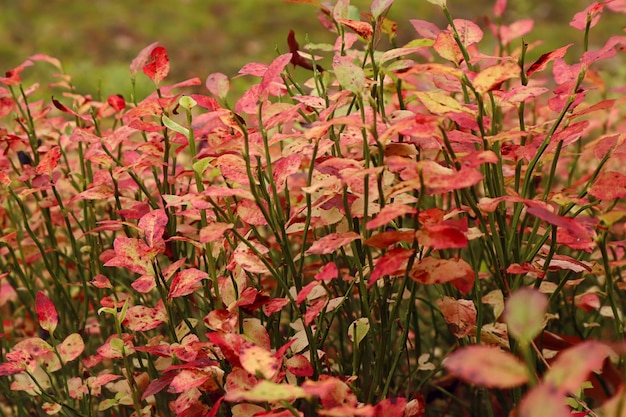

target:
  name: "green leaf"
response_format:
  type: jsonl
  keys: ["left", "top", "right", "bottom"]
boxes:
{"left": 179, "top": 95, "right": 197, "bottom": 110}
{"left": 162, "top": 115, "right": 190, "bottom": 139}
{"left": 193, "top": 157, "right": 213, "bottom": 176}
{"left": 347, "top": 318, "right": 370, "bottom": 347}
{"left": 504, "top": 288, "right": 548, "bottom": 345}
{"left": 333, "top": 57, "right": 365, "bottom": 95}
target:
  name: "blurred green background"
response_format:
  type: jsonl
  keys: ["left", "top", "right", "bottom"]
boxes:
{"left": 1, "top": 0, "right": 622, "bottom": 100}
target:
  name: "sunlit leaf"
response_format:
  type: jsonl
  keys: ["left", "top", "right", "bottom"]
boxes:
{"left": 444, "top": 345, "right": 529, "bottom": 388}
{"left": 239, "top": 342, "right": 280, "bottom": 380}
{"left": 473, "top": 61, "right": 520, "bottom": 94}
{"left": 224, "top": 380, "right": 308, "bottom": 403}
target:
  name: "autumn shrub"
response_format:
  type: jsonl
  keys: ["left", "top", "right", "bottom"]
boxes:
{"left": 1, "top": 0, "right": 626, "bottom": 416}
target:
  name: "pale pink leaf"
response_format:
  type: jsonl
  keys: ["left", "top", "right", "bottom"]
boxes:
{"left": 169, "top": 369, "right": 211, "bottom": 393}
{"left": 518, "top": 384, "right": 570, "bottom": 417}
{"left": 371, "top": 0, "right": 394, "bottom": 19}
{"left": 206, "top": 72, "right": 230, "bottom": 99}
{"left": 444, "top": 345, "right": 529, "bottom": 388}
{"left": 494, "top": 0, "right": 507, "bottom": 17}
{"left": 305, "top": 232, "right": 360, "bottom": 255}
{"left": 57, "top": 334, "right": 85, "bottom": 363}
{"left": 544, "top": 340, "right": 612, "bottom": 394}
{"left": 138, "top": 209, "right": 168, "bottom": 248}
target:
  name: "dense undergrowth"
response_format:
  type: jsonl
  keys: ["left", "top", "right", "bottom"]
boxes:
{"left": 2, "top": 0, "right": 626, "bottom": 416}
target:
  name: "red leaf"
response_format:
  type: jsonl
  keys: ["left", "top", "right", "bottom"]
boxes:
{"left": 371, "top": 0, "right": 394, "bottom": 19}
{"left": 570, "top": 1, "right": 608, "bottom": 31}
{"left": 168, "top": 268, "right": 209, "bottom": 299}
{"left": 444, "top": 345, "right": 529, "bottom": 388}
{"left": 373, "top": 397, "right": 407, "bottom": 417}
{"left": 588, "top": 171, "right": 626, "bottom": 200}
{"left": 263, "top": 298, "right": 290, "bottom": 316}
{"left": 410, "top": 257, "right": 475, "bottom": 294}
{"left": 305, "top": 232, "right": 360, "bottom": 255}
{"left": 143, "top": 46, "right": 170, "bottom": 85}
{"left": 138, "top": 209, "right": 168, "bottom": 248}
{"left": 437, "top": 296, "right": 476, "bottom": 338}
{"left": 518, "top": 384, "right": 570, "bottom": 417}
{"left": 315, "top": 262, "right": 339, "bottom": 281}
{"left": 493, "top": 0, "right": 507, "bottom": 17}
{"left": 416, "top": 221, "right": 468, "bottom": 250}
{"left": 526, "top": 44, "right": 573, "bottom": 77}
{"left": 285, "top": 354, "right": 314, "bottom": 377}
{"left": 273, "top": 154, "right": 302, "bottom": 190}
{"left": 199, "top": 222, "right": 233, "bottom": 243}
{"left": 0, "top": 60, "right": 33, "bottom": 85}
{"left": 260, "top": 53, "right": 291, "bottom": 96}
{"left": 35, "top": 146, "right": 61, "bottom": 177}
{"left": 296, "top": 281, "right": 321, "bottom": 305}
{"left": 368, "top": 248, "right": 413, "bottom": 288}
{"left": 142, "top": 372, "right": 176, "bottom": 400}
{"left": 35, "top": 291, "right": 58, "bottom": 336}
{"left": 525, "top": 206, "right": 594, "bottom": 250}
{"left": 305, "top": 298, "right": 327, "bottom": 326}
{"left": 107, "top": 94, "right": 126, "bottom": 112}
{"left": 363, "top": 230, "right": 415, "bottom": 249}
{"left": 52, "top": 97, "right": 91, "bottom": 121}
{"left": 366, "top": 202, "right": 416, "bottom": 230}
{"left": 130, "top": 42, "right": 159, "bottom": 76}
{"left": 338, "top": 19, "right": 374, "bottom": 40}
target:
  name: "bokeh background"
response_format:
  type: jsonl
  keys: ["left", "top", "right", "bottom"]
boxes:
{"left": 2, "top": 0, "right": 623, "bottom": 99}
